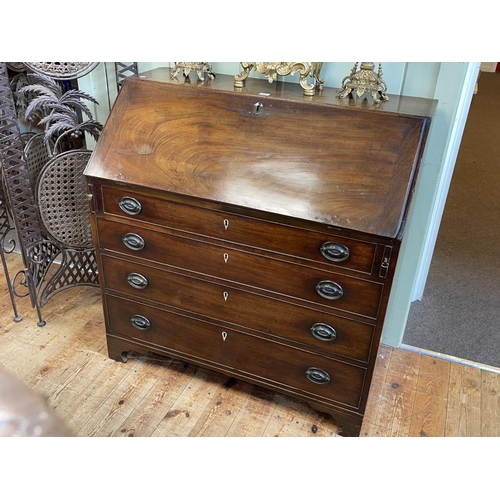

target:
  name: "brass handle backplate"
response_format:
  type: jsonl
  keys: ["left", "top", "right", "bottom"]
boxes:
{"left": 119, "top": 196, "right": 142, "bottom": 215}
{"left": 315, "top": 280, "right": 344, "bottom": 300}
{"left": 305, "top": 367, "right": 331, "bottom": 385}
{"left": 320, "top": 242, "right": 350, "bottom": 263}
{"left": 123, "top": 233, "right": 145, "bottom": 251}
{"left": 126, "top": 272, "right": 149, "bottom": 290}
{"left": 130, "top": 314, "right": 151, "bottom": 330}
{"left": 310, "top": 323, "right": 337, "bottom": 342}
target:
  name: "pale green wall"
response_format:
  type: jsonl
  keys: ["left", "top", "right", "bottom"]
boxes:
{"left": 78, "top": 62, "right": 476, "bottom": 347}
{"left": 383, "top": 63, "right": 475, "bottom": 345}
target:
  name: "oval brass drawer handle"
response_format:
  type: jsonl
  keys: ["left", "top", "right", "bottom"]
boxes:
{"left": 310, "top": 323, "right": 337, "bottom": 342}
{"left": 119, "top": 196, "right": 142, "bottom": 215}
{"left": 126, "top": 272, "right": 149, "bottom": 290}
{"left": 320, "top": 242, "right": 350, "bottom": 262}
{"left": 305, "top": 367, "right": 331, "bottom": 385}
{"left": 130, "top": 314, "right": 151, "bottom": 330}
{"left": 315, "top": 280, "right": 344, "bottom": 300}
{"left": 123, "top": 233, "right": 145, "bottom": 251}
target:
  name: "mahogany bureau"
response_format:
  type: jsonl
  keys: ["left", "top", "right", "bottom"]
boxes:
{"left": 84, "top": 68, "right": 436, "bottom": 436}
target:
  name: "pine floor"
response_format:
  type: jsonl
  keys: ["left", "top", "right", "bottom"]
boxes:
{"left": 1, "top": 251, "right": 499, "bottom": 437}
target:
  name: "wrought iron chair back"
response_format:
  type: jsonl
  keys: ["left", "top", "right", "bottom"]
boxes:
{"left": 0, "top": 62, "right": 98, "bottom": 326}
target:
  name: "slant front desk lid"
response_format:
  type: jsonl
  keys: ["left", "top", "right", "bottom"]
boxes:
{"left": 85, "top": 68, "right": 436, "bottom": 238}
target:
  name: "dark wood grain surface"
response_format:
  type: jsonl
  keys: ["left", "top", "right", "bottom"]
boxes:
{"left": 104, "top": 294, "right": 367, "bottom": 410}
{"left": 86, "top": 70, "right": 435, "bottom": 239}
{"left": 84, "top": 72, "right": 436, "bottom": 436}
{"left": 100, "top": 254, "right": 377, "bottom": 363}
{"left": 99, "top": 184, "right": 380, "bottom": 275}
{"left": 96, "top": 218, "right": 384, "bottom": 319}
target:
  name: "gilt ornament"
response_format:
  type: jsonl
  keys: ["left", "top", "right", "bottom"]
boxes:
{"left": 234, "top": 62, "right": 324, "bottom": 96}
{"left": 338, "top": 62, "right": 389, "bottom": 103}
{"left": 171, "top": 62, "right": 215, "bottom": 81}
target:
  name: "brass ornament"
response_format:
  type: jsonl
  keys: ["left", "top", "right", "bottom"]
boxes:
{"left": 171, "top": 62, "right": 215, "bottom": 81}
{"left": 337, "top": 62, "right": 389, "bottom": 103}
{"left": 234, "top": 62, "right": 324, "bottom": 96}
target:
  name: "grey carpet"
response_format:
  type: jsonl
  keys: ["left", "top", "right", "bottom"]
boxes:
{"left": 403, "top": 71, "right": 500, "bottom": 368}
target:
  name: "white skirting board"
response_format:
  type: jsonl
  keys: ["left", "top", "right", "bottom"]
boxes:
{"left": 399, "top": 343, "right": 500, "bottom": 374}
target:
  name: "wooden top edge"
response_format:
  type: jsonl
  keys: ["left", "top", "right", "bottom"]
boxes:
{"left": 128, "top": 67, "right": 438, "bottom": 119}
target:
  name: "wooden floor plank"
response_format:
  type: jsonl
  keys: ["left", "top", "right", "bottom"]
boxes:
{"left": 408, "top": 354, "right": 451, "bottom": 437}
{"left": 8, "top": 294, "right": 102, "bottom": 389}
{"left": 76, "top": 356, "right": 164, "bottom": 437}
{"left": 113, "top": 358, "right": 199, "bottom": 437}
{"left": 445, "top": 362, "right": 482, "bottom": 437}
{"left": 0, "top": 288, "right": 102, "bottom": 389}
{"left": 480, "top": 369, "right": 500, "bottom": 436}
{"left": 225, "top": 384, "right": 281, "bottom": 437}
{"left": 361, "top": 344, "right": 393, "bottom": 436}
{"left": 151, "top": 367, "right": 236, "bottom": 437}
{"left": 0, "top": 295, "right": 45, "bottom": 349}
{"left": 55, "top": 354, "right": 137, "bottom": 434}
{"left": 298, "top": 407, "right": 341, "bottom": 437}
{"left": 26, "top": 313, "right": 108, "bottom": 413}
{"left": 365, "top": 348, "right": 421, "bottom": 436}
{"left": 21, "top": 310, "right": 105, "bottom": 389}
{"left": 178, "top": 376, "right": 255, "bottom": 437}
{"left": 0, "top": 320, "right": 45, "bottom": 371}
{"left": 28, "top": 331, "right": 106, "bottom": 411}
{"left": 261, "top": 394, "right": 312, "bottom": 437}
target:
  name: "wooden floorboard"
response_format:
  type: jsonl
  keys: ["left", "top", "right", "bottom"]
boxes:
{"left": 445, "top": 362, "right": 482, "bottom": 437}
{"left": 408, "top": 354, "right": 450, "bottom": 437}
{"left": 367, "top": 348, "right": 421, "bottom": 436}
{"left": 481, "top": 369, "right": 500, "bottom": 437}
{"left": 1, "top": 253, "right": 500, "bottom": 437}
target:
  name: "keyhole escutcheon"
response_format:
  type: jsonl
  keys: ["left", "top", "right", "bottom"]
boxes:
{"left": 253, "top": 102, "right": 264, "bottom": 114}
{"left": 223, "top": 291, "right": 229, "bottom": 301}
{"left": 223, "top": 253, "right": 229, "bottom": 264}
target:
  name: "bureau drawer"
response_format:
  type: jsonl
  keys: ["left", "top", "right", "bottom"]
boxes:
{"left": 97, "top": 219, "right": 383, "bottom": 319}
{"left": 105, "top": 294, "right": 367, "bottom": 410}
{"left": 101, "top": 185, "right": 378, "bottom": 275}
{"left": 101, "top": 255, "right": 375, "bottom": 362}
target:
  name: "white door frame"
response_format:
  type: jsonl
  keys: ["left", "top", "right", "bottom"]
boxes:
{"left": 411, "top": 62, "right": 481, "bottom": 301}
